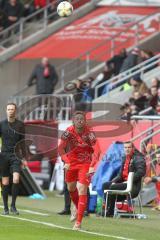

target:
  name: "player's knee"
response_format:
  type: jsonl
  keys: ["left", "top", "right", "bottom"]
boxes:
{"left": 67, "top": 182, "right": 76, "bottom": 192}
{"left": 68, "top": 186, "right": 76, "bottom": 192}
{"left": 78, "top": 185, "right": 87, "bottom": 195}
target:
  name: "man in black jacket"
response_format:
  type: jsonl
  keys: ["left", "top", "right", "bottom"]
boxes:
{"left": 0, "top": 103, "right": 26, "bottom": 215}
{"left": 103, "top": 141, "right": 146, "bottom": 217}
{"left": 4, "top": 0, "right": 23, "bottom": 27}
{"left": 28, "top": 57, "right": 58, "bottom": 95}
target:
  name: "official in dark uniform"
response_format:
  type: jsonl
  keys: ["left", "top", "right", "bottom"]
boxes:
{"left": 0, "top": 103, "right": 26, "bottom": 215}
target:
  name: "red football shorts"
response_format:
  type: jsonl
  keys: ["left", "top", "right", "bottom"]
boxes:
{"left": 65, "top": 164, "right": 91, "bottom": 186}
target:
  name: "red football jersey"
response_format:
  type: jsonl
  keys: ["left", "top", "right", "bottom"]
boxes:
{"left": 59, "top": 125, "right": 97, "bottom": 168}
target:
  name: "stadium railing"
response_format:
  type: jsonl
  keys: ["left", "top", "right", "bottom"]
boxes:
{"left": 130, "top": 115, "right": 160, "bottom": 151}
{"left": 0, "top": 4, "right": 159, "bottom": 93}
{"left": 54, "top": 10, "right": 160, "bottom": 91}
{"left": 138, "top": 107, "right": 153, "bottom": 115}
{"left": 0, "top": 0, "right": 93, "bottom": 51}
{"left": 130, "top": 118, "right": 160, "bottom": 142}
{"left": 103, "top": 0, "right": 160, "bottom": 6}
{"left": 8, "top": 94, "right": 73, "bottom": 121}
{"left": 140, "top": 127, "right": 160, "bottom": 152}
{"left": 94, "top": 53, "right": 160, "bottom": 98}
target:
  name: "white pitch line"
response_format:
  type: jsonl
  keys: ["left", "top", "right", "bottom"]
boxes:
{"left": 0, "top": 215, "right": 136, "bottom": 240}
{"left": 0, "top": 205, "right": 49, "bottom": 216}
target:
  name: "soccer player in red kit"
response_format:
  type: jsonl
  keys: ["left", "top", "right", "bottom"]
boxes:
{"left": 59, "top": 111, "right": 100, "bottom": 230}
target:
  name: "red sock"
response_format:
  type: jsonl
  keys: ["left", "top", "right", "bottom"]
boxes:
{"left": 77, "top": 195, "right": 87, "bottom": 224}
{"left": 70, "top": 188, "right": 79, "bottom": 209}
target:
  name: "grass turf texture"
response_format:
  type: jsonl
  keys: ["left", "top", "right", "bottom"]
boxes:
{"left": 0, "top": 191, "right": 159, "bottom": 240}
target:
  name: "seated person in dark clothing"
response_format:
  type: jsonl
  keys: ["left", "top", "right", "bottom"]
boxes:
{"left": 140, "top": 49, "right": 157, "bottom": 73}
{"left": 103, "top": 141, "right": 146, "bottom": 217}
{"left": 4, "top": 0, "right": 23, "bottom": 27}
{"left": 0, "top": 9, "right": 7, "bottom": 32}
{"left": 132, "top": 91, "right": 149, "bottom": 111}
{"left": 130, "top": 75, "right": 149, "bottom": 97}
{"left": 120, "top": 103, "right": 131, "bottom": 121}
{"left": 149, "top": 86, "right": 158, "bottom": 109}
{"left": 151, "top": 77, "right": 160, "bottom": 89}
{"left": 23, "top": 0, "right": 35, "bottom": 17}
{"left": 0, "top": 0, "right": 7, "bottom": 10}
{"left": 107, "top": 48, "right": 127, "bottom": 75}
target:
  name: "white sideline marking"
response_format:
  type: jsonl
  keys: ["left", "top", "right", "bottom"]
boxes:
{"left": 0, "top": 215, "right": 135, "bottom": 240}
{"left": 0, "top": 205, "right": 49, "bottom": 216}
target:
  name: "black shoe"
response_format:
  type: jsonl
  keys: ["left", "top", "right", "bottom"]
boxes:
{"left": 105, "top": 212, "right": 114, "bottom": 218}
{"left": 84, "top": 211, "right": 89, "bottom": 217}
{"left": 58, "top": 209, "right": 71, "bottom": 215}
{"left": 2, "top": 209, "right": 9, "bottom": 215}
{"left": 10, "top": 206, "right": 19, "bottom": 215}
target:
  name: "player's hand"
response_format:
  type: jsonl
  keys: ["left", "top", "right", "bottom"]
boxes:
{"left": 86, "top": 167, "right": 95, "bottom": 177}
{"left": 63, "top": 163, "right": 70, "bottom": 171}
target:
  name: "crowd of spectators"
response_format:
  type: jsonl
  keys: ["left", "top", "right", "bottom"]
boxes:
{"left": 0, "top": 0, "right": 58, "bottom": 33}
{"left": 120, "top": 76, "right": 160, "bottom": 120}
{"left": 71, "top": 47, "right": 159, "bottom": 118}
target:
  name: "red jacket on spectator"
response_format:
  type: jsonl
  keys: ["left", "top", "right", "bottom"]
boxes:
{"left": 34, "top": 0, "right": 47, "bottom": 8}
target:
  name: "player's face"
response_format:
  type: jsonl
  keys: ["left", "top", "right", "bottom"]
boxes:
{"left": 124, "top": 143, "right": 133, "bottom": 155}
{"left": 73, "top": 114, "right": 86, "bottom": 129}
{"left": 6, "top": 104, "right": 16, "bottom": 118}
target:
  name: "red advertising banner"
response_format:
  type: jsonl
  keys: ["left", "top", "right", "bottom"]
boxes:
{"left": 15, "top": 6, "right": 159, "bottom": 61}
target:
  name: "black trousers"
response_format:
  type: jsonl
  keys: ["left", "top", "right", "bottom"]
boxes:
{"left": 103, "top": 181, "right": 132, "bottom": 216}
{"left": 64, "top": 182, "right": 71, "bottom": 211}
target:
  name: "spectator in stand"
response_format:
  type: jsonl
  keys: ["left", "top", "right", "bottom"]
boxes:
{"left": 120, "top": 103, "right": 131, "bottom": 121}
{"left": 129, "top": 75, "right": 149, "bottom": 96}
{"left": 131, "top": 91, "right": 148, "bottom": 111}
{"left": 129, "top": 103, "right": 139, "bottom": 116}
{"left": 140, "top": 49, "right": 154, "bottom": 62}
{"left": 140, "top": 49, "right": 157, "bottom": 73}
{"left": 119, "top": 47, "right": 140, "bottom": 73}
{"left": 90, "top": 65, "right": 114, "bottom": 97}
{"left": 158, "top": 88, "right": 160, "bottom": 101}
{"left": 4, "top": 0, "right": 23, "bottom": 27}
{"left": 72, "top": 79, "right": 93, "bottom": 112}
{"left": 149, "top": 86, "right": 158, "bottom": 109}
{"left": 144, "top": 146, "right": 160, "bottom": 210}
{"left": 23, "top": 0, "right": 35, "bottom": 17}
{"left": 155, "top": 101, "right": 160, "bottom": 115}
{"left": 0, "top": 9, "right": 7, "bottom": 32}
{"left": 34, "top": 0, "right": 48, "bottom": 10}
{"left": 107, "top": 48, "right": 127, "bottom": 75}
{"left": 27, "top": 57, "right": 58, "bottom": 94}
{"left": 0, "top": 0, "right": 6, "bottom": 9}
{"left": 48, "top": 1, "right": 58, "bottom": 21}
{"left": 91, "top": 65, "right": 114, "bottom": 88}
{"left": 151, "top": 77, "right": 160, "bottom": 88}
